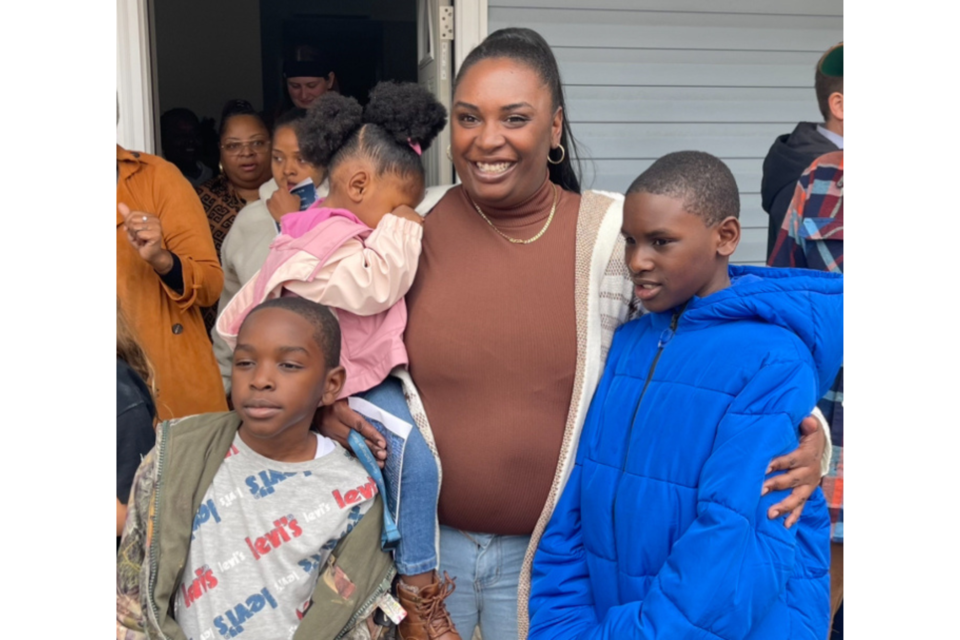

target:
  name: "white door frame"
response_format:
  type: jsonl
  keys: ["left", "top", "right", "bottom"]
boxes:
{"left": 448, "top": 0, "right": 487, "bottom": 185}
{"left": 454, "top": 0, "right": 488, "bottom": 74}
{"left": 117, "top": 0, "right": 156, "bottom": 153}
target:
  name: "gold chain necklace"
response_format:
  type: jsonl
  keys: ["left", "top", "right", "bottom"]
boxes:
{"left": 469, "top": 182, "right": 559, "bottom": 245}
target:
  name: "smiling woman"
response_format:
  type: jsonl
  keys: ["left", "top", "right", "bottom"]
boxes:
{"left": 399, "top": 33, "right": 611, "bottom": 637}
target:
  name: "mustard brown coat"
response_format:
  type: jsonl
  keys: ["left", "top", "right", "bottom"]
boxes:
{"left": 117, "top": 145, "right": 227, "bottom": 419}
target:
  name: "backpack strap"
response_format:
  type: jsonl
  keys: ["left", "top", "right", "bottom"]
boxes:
{"left": 348, "top": 430, "right": 401, "bottom": 550}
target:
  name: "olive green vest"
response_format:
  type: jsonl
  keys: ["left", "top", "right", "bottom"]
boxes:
{"left": 147, "top": 411, "right": 396, "bottom": 640}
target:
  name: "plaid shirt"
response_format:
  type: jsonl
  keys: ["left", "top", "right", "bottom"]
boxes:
{"left": 769, "top": 151, "right": 843, "bottom": 273}
{"left": 769, "top": 151, "right": 843, "bottom": 542}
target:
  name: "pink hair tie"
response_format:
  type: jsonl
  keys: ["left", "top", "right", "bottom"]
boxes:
{"left": 407, "top": 138, "right": 422, "bottom": 156}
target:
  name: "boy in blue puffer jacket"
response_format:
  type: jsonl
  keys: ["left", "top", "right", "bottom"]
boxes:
{"left": 529, "top": 151, "right": 842, "bottom": 639}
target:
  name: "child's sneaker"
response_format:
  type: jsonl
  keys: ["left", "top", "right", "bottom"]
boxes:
{"left": 396, "top": 572, "right": 462, "bottom": 640}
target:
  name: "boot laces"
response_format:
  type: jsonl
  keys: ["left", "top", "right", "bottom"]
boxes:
{"left": 416, "top": 572, "right": 457, "bottom": 637}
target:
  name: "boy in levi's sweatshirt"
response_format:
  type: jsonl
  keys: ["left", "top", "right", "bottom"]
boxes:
{"left": 117, "top": 297, "right": 393, "bottom": 640}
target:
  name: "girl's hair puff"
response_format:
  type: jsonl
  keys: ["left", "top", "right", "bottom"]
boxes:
{"left": 296, "top": 93, "right": 363, "bottom": 168}
{"left": 297, "top": 82, "right": 447, "bottom": 182}
{"left": 363, "top": 81, "right": 447, "bottom": 152}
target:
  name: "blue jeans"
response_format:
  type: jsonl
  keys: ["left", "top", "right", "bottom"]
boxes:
{"left": 439, "top": 525, "right": 531, "bottom": 640}
{"left": 355, "top": 377, "right": 439, "bottom": 575}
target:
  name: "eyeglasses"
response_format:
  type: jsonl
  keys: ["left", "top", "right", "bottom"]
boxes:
{"left": 220, "top": 140, "right": 269, "bottom": 155}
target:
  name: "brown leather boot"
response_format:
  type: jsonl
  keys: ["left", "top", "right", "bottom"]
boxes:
{"left": 396, "top": 572, "right": 463, "bottom": 640}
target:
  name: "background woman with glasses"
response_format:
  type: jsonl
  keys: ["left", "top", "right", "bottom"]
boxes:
{"left": 194, "top": 99, "right": 273, "bottom": 332}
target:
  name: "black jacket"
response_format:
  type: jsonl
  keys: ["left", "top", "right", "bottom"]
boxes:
{"left": 760, "top": 122, "right": 839, "bottom": 260}
{"left": 116, "top": 357, "right": 156, "bottom": 505}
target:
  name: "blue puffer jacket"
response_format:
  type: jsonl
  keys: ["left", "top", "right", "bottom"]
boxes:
{"left": 529, "top": 265, "right": 842, "bottom": 640}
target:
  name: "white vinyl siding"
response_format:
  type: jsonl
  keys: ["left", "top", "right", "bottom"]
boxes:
{"left": 488, "top": 1, "right": 843, "bottom": 265}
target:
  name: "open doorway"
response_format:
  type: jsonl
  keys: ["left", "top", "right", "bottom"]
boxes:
{"left": 140, "top": 0, "right": 473, "bottom": 186}
{"left": 151, "top": 0, "right": 418, "bottom": 170}
{"left": 260, "top": 1, "right": 419, "bottom": 116}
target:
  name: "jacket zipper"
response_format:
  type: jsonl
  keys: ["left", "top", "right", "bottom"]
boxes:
{"left": 147, "top": 422, "right": 171, "bottom": 640}
{"left": 635, "top": 308, "right": 682, "bottom": 414}
{"left": 333, "top": 573, "right": 395, "bottom": 640}
{"left": 611, "top": 307, "right": 684, "bottom": 540}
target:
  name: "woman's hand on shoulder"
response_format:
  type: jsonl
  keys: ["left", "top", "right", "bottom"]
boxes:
{"left": 762, "top": 414, "right": 826, "bottom": 527}
{"left": 317, "top": 399, "right": 387, "bottom": 467}
{"left": 388, "top": 204, "right": 423, "bottom": 225}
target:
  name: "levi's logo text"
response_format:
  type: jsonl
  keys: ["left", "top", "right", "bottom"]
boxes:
{"left": 298, "top": 552, "right": 324, "bottom": 575}
{"left": 192, "top": 499, "right": 222, "bottom": 539}
{"left": 180, "top": 566, "right": 218, "bottom": 608}
{"left": 213, "top": 587, "right": 278, "bottom": 637}
{"left": 244, "top": 516, "right": 302, "bottom": 560}
{"left": 246, "top": 469, "right": 297, "bottom": 499}
{"left": 332, "top": 477, "right": 377, "bottom": 509}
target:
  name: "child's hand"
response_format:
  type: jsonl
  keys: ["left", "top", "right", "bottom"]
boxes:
{"left": 388, "top": 204, "right": 423, "bottom": 225}
{"left": 267, "top": 188, "right": 301, "bottom": 221}
{"left": 761, "top": 415, "right": 826, "bottom": 527}
{"left": 317, "top": 399, "right": 387, "bottom": 467}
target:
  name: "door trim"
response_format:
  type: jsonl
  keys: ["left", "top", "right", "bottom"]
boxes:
{"left": 117, "top": 0, "right": 156, "bottom": 153}
{"left": 454, "top": 0, "right": 488, "bottom": 74}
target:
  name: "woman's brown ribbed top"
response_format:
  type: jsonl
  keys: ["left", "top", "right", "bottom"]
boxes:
{"left": 404, "top": 176, "right": 581, "bottom": 535}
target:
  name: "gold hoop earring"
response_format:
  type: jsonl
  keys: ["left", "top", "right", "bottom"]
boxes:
{"left": 218, "top": 161, "right": 224, "bottom": 173}
{"left": 547, "top": 143, "right": 565, "bottom": 165}
{"left": 446, "top": 145, "right": 452, "bottom": 161}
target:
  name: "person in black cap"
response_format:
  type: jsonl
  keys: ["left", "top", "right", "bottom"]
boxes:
{"left": 284, "top": 44, "right": 337, "bottom": 110}
{"left": 760, "top": 42, "right": 843, "bottom": 261}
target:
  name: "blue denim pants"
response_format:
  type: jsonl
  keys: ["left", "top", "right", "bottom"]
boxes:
{"left": 439, "top": 525, "right": 531, "bottom": 640}
{"left": 355, "top": 377, "right": 439, "bottom": 575}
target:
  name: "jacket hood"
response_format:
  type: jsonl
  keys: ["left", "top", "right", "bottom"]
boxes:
{"left": 661, "top": 265, "right": 843, "bottom": 398}
{"left": 761, "top": 123, "right": 840, "bottom": 212}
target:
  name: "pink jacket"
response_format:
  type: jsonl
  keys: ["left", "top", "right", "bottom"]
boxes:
{"left": 217, "top": 207, "right": 415, "bottom": 399}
